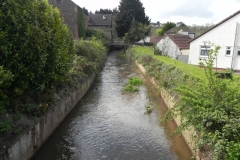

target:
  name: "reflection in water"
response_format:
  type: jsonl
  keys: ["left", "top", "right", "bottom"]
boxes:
{"left": 32, "top": 51, "right": 192, "bottom": 160}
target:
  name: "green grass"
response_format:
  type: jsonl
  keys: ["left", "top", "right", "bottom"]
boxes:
{"left": 129, "top": 46, "right": 240, "bottom": 81}
{"left": 129, "top": 46, "right": 205, "bottom": 79}
{"left": 128, "top": 77, "right": 143, "bottom": 85}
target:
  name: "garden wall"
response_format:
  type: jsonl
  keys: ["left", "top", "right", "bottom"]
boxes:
{"left": 0, "top": 75, "right": 96, "bottom": 160}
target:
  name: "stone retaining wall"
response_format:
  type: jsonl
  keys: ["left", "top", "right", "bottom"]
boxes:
{"left": 1, "top": 75, "right": 95, "bottom": 160}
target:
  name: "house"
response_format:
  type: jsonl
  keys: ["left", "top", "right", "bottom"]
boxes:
{"left": 48, "top": 0, "right": 88, "bottom": 39}
{"left": 150, "top": 36, "right": 163, "bottom": 45}
{"left": 165, "top": 27, "right": 195, "bottom": 39}
{"left": 156, "top": 34, "right": 192, "bottom": 59}
{"left": 188, "top": 10, "right": 240, "bottom": 71}
{"left": 88, "top": 14, "right": 112, "bottom": 36}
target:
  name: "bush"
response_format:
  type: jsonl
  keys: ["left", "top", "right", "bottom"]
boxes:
{"left": 73, "top": 37, "right": 107, "bottom": 75}
{"left": 0, "top": 66, "right": 14, "bottom": 114}
{"left": 86, "top": 29, "right": 111, "bottom": 48}
{"left": 0, "top": 0, "right": 74, "bottom": 109}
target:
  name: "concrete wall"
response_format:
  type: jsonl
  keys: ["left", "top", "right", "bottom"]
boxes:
{"left": 1, "top": 75, "right": 96, "bottom": 160}
{"left": 189, "top": 14, "right": 240, "bottom": 70}
{"left": 156, "top": 37, "right": 181, "bottom": 59}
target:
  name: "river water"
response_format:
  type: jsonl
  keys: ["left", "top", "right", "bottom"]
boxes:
{"left": 32, "top": 51, "right": 192, "bottom": 160}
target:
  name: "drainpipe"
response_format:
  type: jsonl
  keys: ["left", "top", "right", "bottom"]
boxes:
{"left": 231, "top": 22, "right": 239, "bottom": 70}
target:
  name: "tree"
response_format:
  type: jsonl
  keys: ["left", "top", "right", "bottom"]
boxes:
{"left": 95, "top": 8, "right": 113, "bottom": 14}
{"left": 115, "top": 0, "right": 150, "bottom": 37}
{"left": 157, "top": 22, "right": 176, "bottom": 36}
{"left": 176, "top": 21, "right": 186, "bottom": 27}
{"left": 125, "top": 18, "right": 151, "bottom": 44}
{"left": 83, "top": 7, "right": 89, "bottom": 15}
{"left": 77, "top": 7, "right": 86, "bottom": 38}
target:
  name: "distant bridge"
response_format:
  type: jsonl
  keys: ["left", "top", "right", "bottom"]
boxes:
{"left": 109, "top": 41, "right": 128, "bottom": 51}
{"left": 110, "top": 41, "right": 127, "bottom": 46}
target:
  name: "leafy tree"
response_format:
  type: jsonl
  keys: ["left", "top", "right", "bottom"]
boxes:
{"left": 163, "top": 42, "right": 240, "bottom": 159}
{"left": 125, "top": 18, "right": 151, "bottom": 44}
{"left": 83, "top": 7, "right": 89, "bottom": 15}
{"left": 0, "top": 0, "right": 74, "bottom": 108}
{"left": 115, "top": 0, "right": 150, "bottom": 37}
{"left": 157, "top": 22, "right": 176, "bottom": 36}
{"left": 77, "top": 7, "right": 86, "bottom": 38}
{"left": 95, "top": 8, "right": 114, "bottom": 14}
{"left": 176, "top": 21, "right": 186, "bottom": 27}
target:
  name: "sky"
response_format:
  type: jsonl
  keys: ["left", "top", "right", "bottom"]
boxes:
{"left": 72, "top": 0, "right": 240, "bottom": 26}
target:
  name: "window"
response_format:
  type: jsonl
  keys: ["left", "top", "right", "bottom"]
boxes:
{"left": 237, "top": 47, "right": 240, "bottom": 56}
{"left": 200, "top": 46, "right": 210, "bottom": 56}
{"left": 57, "top": 0, "right": 61, "bottom": 4}
{"left": 226, "top": 46, "right": 231, "bottom": 55}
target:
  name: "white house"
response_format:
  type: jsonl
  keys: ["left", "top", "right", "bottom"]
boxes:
{"left": 156, "top": 34, "right": 192, "bottom": 59}
{"left": 188, "top": 10, "right": 240, "bottom": 71}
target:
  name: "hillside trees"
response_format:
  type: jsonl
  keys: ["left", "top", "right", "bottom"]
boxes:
{"left": 156, "top": 22, "right": 176, "bottom": 36}
{"left": 115, "top": 0, "right": 150, "bottom": 37}
{"left": 0, "top": 0, "right": 74, "bottom": 111}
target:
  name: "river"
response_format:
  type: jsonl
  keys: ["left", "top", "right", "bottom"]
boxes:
{"left": 32, "top": 50, "right": 192, "bottom": 160}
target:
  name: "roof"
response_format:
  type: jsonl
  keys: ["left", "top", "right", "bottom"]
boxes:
{"left": 88, "top": 14, "right": 112, "bottom": 26}
{"left": 166, "top": 34, "right": 192, "bottom": 50}
{"left": 149, "top": 36, "right": 163, "bottom": 44}
{"left": 189, "top": 10, "right": 240, "bottom": 43}
{"left": 165, "top": 27, "right": 193, "bottom": 34}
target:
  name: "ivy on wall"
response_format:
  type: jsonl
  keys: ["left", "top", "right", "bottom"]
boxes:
{"left": 77, "top": 7, "right": 86, "bottom": 39}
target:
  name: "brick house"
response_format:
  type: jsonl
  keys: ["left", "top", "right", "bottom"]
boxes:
{"left": 48, "top": 0, "right": 88, "bottom": 39}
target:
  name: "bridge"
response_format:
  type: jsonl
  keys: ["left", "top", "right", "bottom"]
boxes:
{"left": 109, "top": 41, "right": 128, "bottom": 51}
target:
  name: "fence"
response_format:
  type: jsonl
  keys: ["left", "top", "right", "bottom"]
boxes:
{"left": 177, "top": 55, "right": 189, "bottom": 63}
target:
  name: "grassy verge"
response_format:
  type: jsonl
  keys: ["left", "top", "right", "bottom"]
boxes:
{"left": 128, "top": 45, "right": 240, "bottom": 159}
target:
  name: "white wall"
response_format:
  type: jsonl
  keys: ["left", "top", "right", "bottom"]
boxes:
{"left": 181, "top": 49, "right": 189, "bottom": 55}
{"left": 189, "top": 14, "right": 240, "bottom": 70}
{"left": 156, "top": 36, "right": 181, "bottom": 59}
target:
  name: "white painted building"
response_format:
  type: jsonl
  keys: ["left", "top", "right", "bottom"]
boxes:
{"left": 156, "top": 34, "right": 192, "bottom": 59}
{"left": 188, "top": 10, "right": 240, "bottom": 70}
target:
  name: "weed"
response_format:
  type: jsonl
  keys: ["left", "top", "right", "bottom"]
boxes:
{"left": 0, "top": 120, "right": 13, "bottom": 132}
{"left": 128, "top": 77, "right": 143, "bottom": 85}
{"left": 118, "top": 52, "right": 126, "bottom": 59}
{"left": 124, "top": 85, "right": 139, "bottom": 92}
{"left": 145, "top": 105, "right": 153, "bottom": 113}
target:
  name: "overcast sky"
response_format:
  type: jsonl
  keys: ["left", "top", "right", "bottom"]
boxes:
{"left": 72, "top": 0, "right": 240, "bottom": 26}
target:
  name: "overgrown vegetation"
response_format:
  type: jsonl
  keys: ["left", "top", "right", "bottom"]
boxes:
{"left": 86, "top": 28, "right": 111, "bottom": 49}
{"left": 77, "top": 7, "right": 86, "bottom": 38}
{"left": 128, "top": 45, "right": 240, "bottom": 159}
{"left": 123, "top": 77, "right": 143, "bottom": 92}
{"left": 0, "top": 0, "right": 108, "bottom": 134}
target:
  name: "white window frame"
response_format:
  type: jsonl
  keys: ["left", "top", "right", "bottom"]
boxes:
{"left": 226, "top": 46, "right": 231, "bottom": 56}
{"left": 200, "top": 46, "right": 210, "bottom": 57}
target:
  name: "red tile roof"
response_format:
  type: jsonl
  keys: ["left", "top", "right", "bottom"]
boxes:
{"left": 189, "top": 10, "right": 240, "bottom": 43}
{"left": 149, "top": 36, "right": 163, "bottom": 44}
{"left": 166, "top": 34, "right": 192, "bottom": 50}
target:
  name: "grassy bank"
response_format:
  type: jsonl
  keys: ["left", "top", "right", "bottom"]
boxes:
{"left": 128, "top": 45, "right": 240, "bottom": 160}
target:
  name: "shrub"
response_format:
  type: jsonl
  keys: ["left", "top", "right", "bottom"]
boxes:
{"left": 0, "top": 66, "right": 14, "bottom": 114}
{"left": 0, "top": 0, "right": 74, "bottom": 109}
{"left": 73, "top": 37, "right": 107, "bottom": 75}
{"left": 86, "top": 29, "right": 111, "bottom": 48}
